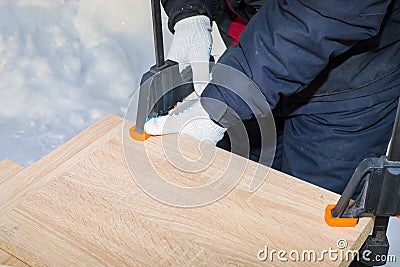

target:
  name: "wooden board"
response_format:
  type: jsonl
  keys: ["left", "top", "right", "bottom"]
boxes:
{"left": 0, "top": 115, "right": 373, "bottom": 266}
{"left": 0, "top": 115, "right": 122, "bottom": 212}
{"left": 0, "top": 159, "right": 24, "bottom": 184}
{"left": 0, "top": 160, "right": 30, "bottom": 267}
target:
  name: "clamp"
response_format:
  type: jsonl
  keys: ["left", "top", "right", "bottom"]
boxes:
{"left": 325, "top": 98, "right": 400, "bottom": 266}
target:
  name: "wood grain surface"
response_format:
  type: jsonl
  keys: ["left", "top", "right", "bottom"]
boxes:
{"left": 0, "top": 160, "right": 30, "bottom": 267}
{"left": 0, "top": 114, "right": 122, "bottom": 213}
{"left": 0, "top": 115, "right": 373, "bottom": 266}
{"left": 0, "top": 159, "right": 24, "bottom": 184}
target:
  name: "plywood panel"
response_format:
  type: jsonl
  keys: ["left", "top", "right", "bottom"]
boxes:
{"left": 0, "top": 254, "right": 30, "bottom": 267}
{"left": 0, "top": 159, "right": 24, "bottom": 184}
{"left": 0, "top": 114, "right": 123, "bottom": 212}
{"left": 0, "top": 160, "right": 30, "bottom": 267}
{"left": 0, "top": 115, "right": 373, "bottom": 266}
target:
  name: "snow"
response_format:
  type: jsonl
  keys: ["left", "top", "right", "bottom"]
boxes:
{"left": 0, "top": 0, "right": 155, "bottom": 165}
{"left": 0, "top": 0, "right": 398, "bottom": 263}
{"left": 0, "top": 0, "right": 226, "bottom": 166}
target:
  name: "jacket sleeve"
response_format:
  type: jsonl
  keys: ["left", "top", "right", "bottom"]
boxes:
{"left": 201, "top": 0, "right": 393, "bottom": 128}
{"left": 161, "top": 0, "right": 224, "bottom": 32}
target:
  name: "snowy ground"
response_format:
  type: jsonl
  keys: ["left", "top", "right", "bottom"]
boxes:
{"left": 0, "top": 0, "right": 398, "bottom": 264}
{"left": 0, "top": 0, "right": 156, "bottom": 165}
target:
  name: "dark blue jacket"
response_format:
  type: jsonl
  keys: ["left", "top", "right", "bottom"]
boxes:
{"left": 163, "top": 0, "right": 400, "bottom": 128}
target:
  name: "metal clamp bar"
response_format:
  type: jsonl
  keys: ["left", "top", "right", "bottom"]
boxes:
{"left": 151, "top": 0, "right": 165, "bottom": 67}
{"left": 388, "top": 98, "right": 400, "bottom": 161}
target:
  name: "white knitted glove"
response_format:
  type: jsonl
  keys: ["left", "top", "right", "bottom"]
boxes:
{"left": 168, "top": 15, "right": 212, "bottom": 96}
{"left": 144, "top": 99, "right": 226, "bottom": 146}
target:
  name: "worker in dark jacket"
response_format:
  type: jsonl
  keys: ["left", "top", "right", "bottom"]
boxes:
{"left": 145, "top": 0, "right": 400, "bottom": 195}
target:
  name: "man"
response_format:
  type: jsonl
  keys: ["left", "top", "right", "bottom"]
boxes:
{"left": 145, "top": 0, "right": 400, "bottom": 195}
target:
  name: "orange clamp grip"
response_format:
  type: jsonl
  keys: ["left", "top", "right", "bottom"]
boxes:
{"left": 397, "top": 214, "right": 400, "bottom": 219}
{"left": 324, "top": 204, "right": 359, "bottom": 227}
{"left": 130, "top": 125, "right": 151, "bottom": 141}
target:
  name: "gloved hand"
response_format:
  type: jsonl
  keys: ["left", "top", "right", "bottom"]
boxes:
{"left": 168, "top": 15, "right": 212, "bottom": 96}
{"left": 144, "top": 99, "right": 226, "bottom": 146}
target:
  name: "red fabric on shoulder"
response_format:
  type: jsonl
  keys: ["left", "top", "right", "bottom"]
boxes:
{"left": 229, "top": 16, "right": 247, "bottom": 45}
{"left": 225, "top": 1, "right": 247, "bottom": 45}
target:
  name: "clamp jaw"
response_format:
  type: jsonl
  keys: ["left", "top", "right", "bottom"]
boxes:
{"left": 130, "top": 60, "right": 194, "bottom": 141}
{"left": 130, "top": 0, "right": 195, "bottom": 141}
{"left": 130, "top": 0, "right": 213, "bottom": 142}
{"left": 130, "top": 57, "right": 214, "bottom": 141}
{"left": 325, "top": 98, "right": 400, "bottom": 266}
